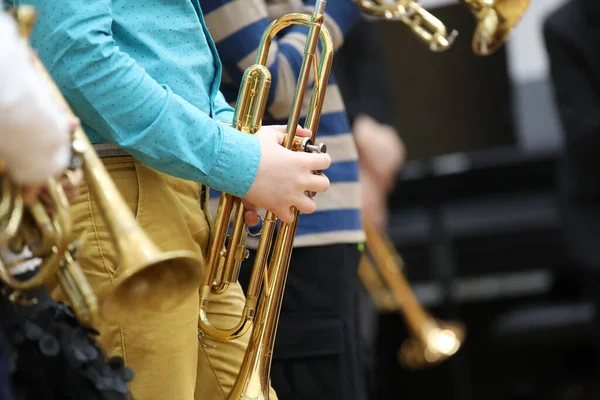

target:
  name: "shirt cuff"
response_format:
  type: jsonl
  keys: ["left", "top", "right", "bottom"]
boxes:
{"left": 204, "top": 123, "right": 261, "bottom": 198}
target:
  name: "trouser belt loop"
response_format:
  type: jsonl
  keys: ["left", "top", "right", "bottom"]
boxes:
{"left": 92, "top": 143, "right": 130, "bottom": 158}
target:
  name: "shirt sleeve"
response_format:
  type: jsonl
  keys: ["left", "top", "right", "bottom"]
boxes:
{"left": 24, "top": 0, "right": 260, "bottom": 198}
{"left": 203, "top": 0, "right": 360, "bottom": 121}
{"left": 214, "top": 90, "right": 236, "bottom": 124}
{"left": 0, "top": 12, "right": 71, "bottom": 185}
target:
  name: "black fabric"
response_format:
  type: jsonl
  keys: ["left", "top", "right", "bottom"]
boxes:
{"left": 0, "top": 272, "right": 134, "bottom": 400}
{"left": 333, "top": 19, "right": 393, "bottom": 126}
{"left": 544, "top": 0, "right": 600, "bottom": 277}
{"left": 238, "top": 243, "right": 367, "bottom": 400}
{"left": 0, "top": 330, "right": 14, "bottom": 400}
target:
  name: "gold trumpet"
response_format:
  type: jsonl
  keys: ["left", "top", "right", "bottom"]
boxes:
{"left": 6, "top": 6, "right": 204, "bottom": 325}
{"left": 461, "top": 0, "right": 531, "bottom": 55}
{"left": 354, "top": 0, "right": 458, "bottom": 52}
{"left": 0, "top": 175, "right": 72, "bottom": 292}
{"left": 359, "top": 220, "right": 465, "bottom": 369}
{"left": 197, "top": 1, "right": 333, "bottom": 398}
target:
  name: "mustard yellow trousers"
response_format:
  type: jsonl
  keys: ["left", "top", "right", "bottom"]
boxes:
{"left": 49, "top": 157, "right": 277, "bottom": 400}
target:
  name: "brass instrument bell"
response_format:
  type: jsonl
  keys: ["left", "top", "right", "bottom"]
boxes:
{"left": 360, "top": 221, "right": 465, "bottom": 369}
{"left": 461, "top": 0, "right": 531, "bottom": 55}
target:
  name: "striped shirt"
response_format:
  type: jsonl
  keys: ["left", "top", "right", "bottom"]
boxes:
{"left": 203, "top": 0, "right": 366, "bottom": 247}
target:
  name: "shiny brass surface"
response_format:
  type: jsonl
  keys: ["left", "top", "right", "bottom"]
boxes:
{"left": 0, "top": 176, "right": 25, "bottom": 246}
{"left": 197, "top": 1, "right": 333, "bottom": 398}
{"left": 360, "top": 221, "right": 465, "bottom": 369}
{"left": 354, "top": 0, "right": 457, "bottom": 52}
{"left": 4, "top": 6, "right": 205, "bottom": 325}
{"left": 461, "top": 0, "right": 530, "bottom": 55}
{"left": 355, "top": 0, "right": 529, "bottom": 55}
{"left": 54, "top": 244, "right": 100, "bottom": 327}
{"left": 0, "top": 177, "right": 72, "bottom": 291}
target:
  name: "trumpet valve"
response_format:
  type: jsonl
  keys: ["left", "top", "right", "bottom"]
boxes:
{"left": 293, "top": 137, "right": 328, "bottom": 199}
{"left": 290, "top": 136, "right": 327, "bottom": 154}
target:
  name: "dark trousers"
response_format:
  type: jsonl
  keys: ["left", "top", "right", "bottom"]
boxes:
{"left": 0, "top": 279, "right": 133, "bottom": 400}
{"left": 0, "top": 331, "right": 14, "bottom": 400}
{"left": 239, "top": 243, "right": 367, "bottom": 400}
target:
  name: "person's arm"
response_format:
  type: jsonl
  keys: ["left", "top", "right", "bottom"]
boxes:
{"left": 23, "top": 0, "right": 260, "bottom": 198}
{"left": 214, "top": 90, "right": 236, "bottom": 124}
{"left": 203, "top": 0, "right": 360, "bottom": 120}
{"left": 543, "top": 17, "right": 600, "bottom": 167}
{"left": 0, "top": 12, "right": 71, "bottom": 185}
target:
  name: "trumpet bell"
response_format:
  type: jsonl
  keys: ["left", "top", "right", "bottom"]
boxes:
{"left": 102, "top": 247, "right": 203, "bottom": 323}
{"left": 398, "top": 321, "right": 466, "bottom": 369}
{"left": 462, "top": 0, "right": 531, "bottom": 55}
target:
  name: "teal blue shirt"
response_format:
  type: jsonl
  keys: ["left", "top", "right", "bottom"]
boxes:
{"left": 18, "top": 0, "right": 261, "bottom": 197}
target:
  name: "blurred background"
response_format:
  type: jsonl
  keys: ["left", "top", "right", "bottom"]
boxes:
{"left": 342, "top": 0, "right": 600, "bottom": 398}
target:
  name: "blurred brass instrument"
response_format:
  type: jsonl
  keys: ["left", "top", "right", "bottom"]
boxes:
{"left": 355, "top": 0, "right": 530, "bottom": 55}
{"left": 461, "top": 0, "right": 531, "bottom": 55}
{"left": 0, "top": 166, "right": 24, "bottom": 247}
{"left": 0, "top": 126, "right": 97, "bottom": 325}
{"left": 359, "top": 221, "right": 465, "bottom": 369}
{"left": 354, "top": 0, "right": 458, "bottom": 52}
{"left": 0, "top": 177, "right": 71, "bottom": 291}
{"left": 197, "top": 1, "right": 332, "bottom": 398}
{"left": 2, "top": 6, "right": 204, "bottom": 325}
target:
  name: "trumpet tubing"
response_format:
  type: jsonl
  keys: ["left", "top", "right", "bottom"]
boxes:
{"left": 55, "top": 246, "right": 100, "bottom": 327}
{"left": 10, "top": 6, "right": 204, "bottom": 324}
{"left": 197, "top": 1, "right": 333, "bottom": 398}
{"left": 361, "top": 221, "right": 465, "bottom": 369}
{"left": 0, "top": 176, "right": 24, "bottom": 246}
{"left": 358, "top": 255, "right": 397, "bottom": 312}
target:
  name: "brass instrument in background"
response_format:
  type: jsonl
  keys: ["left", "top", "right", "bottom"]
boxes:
{"left": 2, "top": 6, "right": 204, "bottom": 326}
{"left": 0, "top": 179, "right": 72, "bottom": 290}
{"left": 0, "top": 168, "right": 24, "bottom": 247}
{"left": 355, "top": 0, "right": 530, "bottom": 55}
{"left": 197, "top": 1, "right": 332, "bottom": 398}
{"left": 461, "top": 0, "right": 531, "bottom": 55}
{"left": 353, "top": 0, "right": 458, "bottom": 52}
{"left": 359, "top": 221, "right": 465, "bottom": 369}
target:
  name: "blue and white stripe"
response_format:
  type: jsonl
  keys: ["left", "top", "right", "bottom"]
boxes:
{"left": 203, "top": 0, "right": 365, "bottom": 247}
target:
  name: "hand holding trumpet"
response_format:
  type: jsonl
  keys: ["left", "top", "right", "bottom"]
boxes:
{"left": 242, "top": 124, "right": 331, "bottom": 225}
{"left": 20, "top": 118, "right": 83, "bottom": 208}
